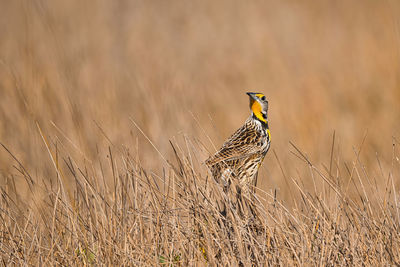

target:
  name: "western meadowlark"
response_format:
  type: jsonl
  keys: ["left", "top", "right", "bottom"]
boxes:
{"left": 206, "top": 92, "right": 271, "bottom": 195}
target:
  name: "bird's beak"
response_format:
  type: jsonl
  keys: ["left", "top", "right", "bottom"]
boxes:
{"left": 246, "top": 92, "right": 256, "bottom": 100}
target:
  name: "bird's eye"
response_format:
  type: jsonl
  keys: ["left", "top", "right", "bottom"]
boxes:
{"left": 261, "top": 96, "right": 266, "bottom": 101}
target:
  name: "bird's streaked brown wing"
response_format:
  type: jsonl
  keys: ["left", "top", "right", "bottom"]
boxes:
{"left": 205, "top": 123, "right": 261, "bottom": 166}
{"left": 205, "top": 143, "right": 260, "bottom": 166}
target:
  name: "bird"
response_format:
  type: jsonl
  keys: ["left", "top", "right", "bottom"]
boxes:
{"left": 206, "top": 92, "right": 271, "bottom": 196}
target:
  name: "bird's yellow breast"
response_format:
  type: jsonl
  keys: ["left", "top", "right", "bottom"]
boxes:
{"left": 250, "top": 100, "right": 267, "bottom": 123}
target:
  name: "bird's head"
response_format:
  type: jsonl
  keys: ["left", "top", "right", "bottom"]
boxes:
{"left": 247, "top": 92, "right": 268, "bottom": 123}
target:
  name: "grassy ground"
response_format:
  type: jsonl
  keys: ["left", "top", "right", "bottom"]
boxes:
{"left": 1, "top": 0, "right": 400, "bottom": 265}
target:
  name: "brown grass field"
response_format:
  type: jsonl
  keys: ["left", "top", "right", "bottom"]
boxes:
{"left": 1, "top": 0, "right": 400, "bottom": 265}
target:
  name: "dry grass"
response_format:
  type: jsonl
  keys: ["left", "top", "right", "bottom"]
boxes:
{"left": 1, "top": 0, "right": 400, "bottom": 265}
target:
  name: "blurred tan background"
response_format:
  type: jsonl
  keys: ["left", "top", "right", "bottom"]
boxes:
{"left": 1, "top": 0, "right": 400, "bottom": 201}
